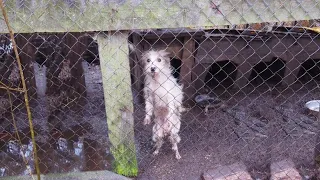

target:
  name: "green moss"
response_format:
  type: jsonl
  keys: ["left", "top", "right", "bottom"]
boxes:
{"left": 111, "top": 144, "right": 138, "bottom": 177}
{"left": 97, "top": 32, "right": 138, "bottom": 177}
{"left": 1, "top": 0, "right": 318, "bottom": 33}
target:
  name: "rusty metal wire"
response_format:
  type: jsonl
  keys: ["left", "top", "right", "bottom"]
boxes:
{"left": 1, "top": 1, "right": 320, "bottom": 180}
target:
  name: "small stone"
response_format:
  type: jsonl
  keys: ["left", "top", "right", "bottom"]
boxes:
{"left": 270, "top": 159, "right": 302, "bottom": 180}
{"left": 7, "top": 140, "right": 20, "bottom": 155}
{"left": 202, "top": 162, "right": 252, "bottom": 180}
{"left": 0, "top": 167, "right": 5, "bottom": 176}
{"left": 57, "top": 138, "right": 68, "bottom": 152}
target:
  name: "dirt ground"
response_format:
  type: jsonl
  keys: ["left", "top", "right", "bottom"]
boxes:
{"left": 1, "top": 62, "right": 320, "bottom": 179}
{"left": 134, "top": 82, "right": 320, "bottom": 180}
{"left": 0, "top": 63, "right": 112, "bottom": 176}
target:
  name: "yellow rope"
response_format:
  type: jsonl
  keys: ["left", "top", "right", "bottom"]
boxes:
{"left": 0, "top": 1, "right": 41, "bottom": 179}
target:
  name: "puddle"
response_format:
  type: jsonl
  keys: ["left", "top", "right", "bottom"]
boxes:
{"left": 0, "top": 124, "right": 112, "bottom": 177}
{"left": 0, "top": 55, "right": 111, "bottom": 177}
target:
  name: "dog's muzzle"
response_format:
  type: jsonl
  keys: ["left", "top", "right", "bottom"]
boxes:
{"left": 151, "top": 67, "right": 156, "bottom": 73}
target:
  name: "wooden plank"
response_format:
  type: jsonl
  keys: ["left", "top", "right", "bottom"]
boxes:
{"left": 15, "top": 33, "right": 37, "bottom": 100}
{"left": 44, "top": 33, "right": 88, "bottom": 111}
{"left": 131, "top": 33, "right": 144, "bottom": 92}
{"left": 180, "top": 37, "right": 195, "bottom": 101}
{"left": 63, "top": 32, "right": 87, "bottom": 107}
{"left": 96, "top": 32, "right": 138, "bottom": 177}
{"left": 282, "top": 54, "right": 303, "bottom": 86}
{"left": 180, "top": 37, "right": 195, "bottom": 86}
{"left": 191, "top": 63, "right": 211, "bottom": 93}
{"left": 234, "top": 56, "right": 252, "bottom": 89}
{"left": 1, "top": 0, "right": 320, "bottom": 33}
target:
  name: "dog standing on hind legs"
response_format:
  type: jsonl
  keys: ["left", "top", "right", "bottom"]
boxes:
{"left": 141, "top": 49, "right": 185, "bottom": 159}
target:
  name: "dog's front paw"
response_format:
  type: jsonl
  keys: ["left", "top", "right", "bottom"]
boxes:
{"left": 143, "top": 117, "right": 151, "bottom": 125}
{"left": 179, "top": 107, "right": 190, "bottom": 113}
{"left": 153, "top": 150, "right": 159, "bottom": 156}
{"left": 175, "top": 152, "right": 181, "bottom": 159}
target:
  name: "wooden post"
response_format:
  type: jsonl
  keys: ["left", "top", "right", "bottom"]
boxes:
{"left": 15, "top": 33, "right": 37, "bottom": 100}
{"left": 131, "top": 33, "right": 144, "bottom": 92}
{"left": 180, "top": 37, "right": 195, "bottom": 100}
{"left": 63, "top": 32, "right": 87, "bottom": 107}
{"left": 282, "top": 54, "right": 302, "bottom": 86}
{"left": 131, "top": 33, "right": 145, "bottom": 103}
{"left": 234, "top": 56, "right": 252, "bottom": 89}
{"left": 192, "top": 63, "right": 211, "bottom": 93}
{"left": 96, "top": 31, "right": 138, "bottom": 177}
{"left": 180, "top": 37, "right": 195, "bottom": 85}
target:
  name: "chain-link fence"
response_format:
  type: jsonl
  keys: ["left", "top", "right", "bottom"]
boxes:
{"left": 1, "top": 0, "right": 320, "bottom": 180}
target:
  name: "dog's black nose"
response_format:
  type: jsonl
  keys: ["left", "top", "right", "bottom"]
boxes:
{"left": 151, "top": 67, "right": 156, "bottom": 72}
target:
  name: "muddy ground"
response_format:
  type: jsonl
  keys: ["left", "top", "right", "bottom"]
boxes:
{"left": 1, "top": 61, "right": 320, "bottom": 179}
{"left": 134, "top": 82, "right": 320, "bottom": 180}
{"left": 0, "top": 62, "right": 112, "bottom": 176}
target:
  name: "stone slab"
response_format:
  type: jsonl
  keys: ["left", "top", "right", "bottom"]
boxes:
{"left": 202, "top": 162, "right": 252, "bottom": 180}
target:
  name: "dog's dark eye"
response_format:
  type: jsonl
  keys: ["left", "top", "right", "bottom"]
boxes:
{"left": 157, "top": 58, "right": 161, "bottom": 62}
{"left": 147, "top": 59, "right": 150, "bottom": 63}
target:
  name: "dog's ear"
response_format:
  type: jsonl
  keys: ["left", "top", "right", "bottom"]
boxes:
{"left": 158, "top": 49, "right": 171, "bottom": 64}
{"left": 158, "top": 49, "right": 170, "bottom": 57}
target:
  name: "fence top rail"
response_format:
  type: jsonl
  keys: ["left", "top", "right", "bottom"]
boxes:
{"left": 137, "top": 27, "right": 320, "bottom": 39}
{"left": 1, "top": 0, "right": 319, "bottom": 33}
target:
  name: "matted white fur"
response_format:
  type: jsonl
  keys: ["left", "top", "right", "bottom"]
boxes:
{"left": 141, "top": 49, "right": 184, "bottom": 159}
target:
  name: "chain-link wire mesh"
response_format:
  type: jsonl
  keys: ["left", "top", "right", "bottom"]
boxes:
{"left": 1, "top": 0, "right": 320, "bottom": 179}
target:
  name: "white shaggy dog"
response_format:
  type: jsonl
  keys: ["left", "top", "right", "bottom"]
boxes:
{"left": 142, "top": 49, "right": 184, "bottom": 159}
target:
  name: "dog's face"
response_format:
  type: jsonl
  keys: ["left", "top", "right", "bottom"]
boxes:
{"left": 142, "top": 50, "right": 171, "bottom": 76}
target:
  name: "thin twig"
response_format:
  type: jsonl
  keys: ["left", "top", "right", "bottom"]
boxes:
{"left": 7, "top": 89, "right": 35, "bottom": 180}
{"left": 0, "top": 1, "right": 41, "bottom": 179}
{"left": 0, "top": 79, "right": 22, "bottom": 92}
{"left": 0, "top": 85, "right": 24, "bottom": 92}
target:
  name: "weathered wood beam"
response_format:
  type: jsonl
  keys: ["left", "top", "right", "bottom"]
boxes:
{"left": 234, "top": 56, "right": 253, "bottom": 89}
{"left": 15, "top": 33, "right": 37, "bottom": 100}
{"left": 96, "top": 32, "right": 138, "bottom": 177}
{"left": 63, "top": 32, "right": 87, "bottom": 107}
{"left": 192, "top": 63, "right": 211, "bottom": 93}
{"left": 131, "top": 33, "right": 144, "bottom": 92}
{"left": 1, "top": 0, "right": 320, "bottom": 33}
{"left": 180, "top": 37, "right": 195, "bottom": 85}
{"left": 180, "top": 37, "right": 195, "bottom": 101}
{"left": 282, "top": 53, "right": 304, "bottom": 86}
